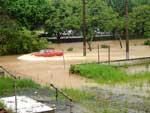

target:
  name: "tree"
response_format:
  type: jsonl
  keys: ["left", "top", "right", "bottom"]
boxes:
{"left": 45, "top": 0, "right": 81, "bottom": 42}
{"left": 3, "top": 0, "right": 52, "bottom": 30}
{"left": 86, "top": 0, "right": 118, "bottom": 51}
{"left": 0, "top": 15, "right": 48, "bottom": 55}
{"left": 105, "top": 0, "right": 150, "bottom": 16}
{"left": 129, "top": 5, "right": 150, "bottom": 37}
{"left": 0, "top": 15, "right": 19, "bottom": 54}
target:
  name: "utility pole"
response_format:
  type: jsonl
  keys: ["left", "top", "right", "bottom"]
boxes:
{"left": 125, "top": 0, "right": 129, "bottom": 60}
{"left": 82, "top": 0, "right": 86, "bottom": 56}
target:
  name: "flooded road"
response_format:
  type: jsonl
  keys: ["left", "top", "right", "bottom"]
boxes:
{"left": 0, "top": 39, "right": 150, "bottom": 88}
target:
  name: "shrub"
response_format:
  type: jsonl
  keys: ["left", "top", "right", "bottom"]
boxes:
{"left": 144, "top": 40, "right": 150, "bottom": 46}
{"left": 67, "top": 47, "right": 74, "bottom": 52}
{"left": 0, "top": 28, "right": 48, "bottom": 55}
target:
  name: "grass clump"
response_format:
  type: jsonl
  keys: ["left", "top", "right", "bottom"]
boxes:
{"left": 0, "top": 77, "right": 39, "bottom": 96}
{"left": 144, "top": 40, "right": 150, "bottom": 46}
{"left": 70, "top": 63, "right": 150, "bottom": 84}
{"left": 128, "top": 72, "right": 150, "bottom": 82}
{"left": 63, "top": 88, "right": 94, "bottom": 103}
{"left": 70, "top": 64, "right": 127, "bottom": 83}
{"left": 101, "top": 44, "right": 109, "bottom": 48}
{"left": 0, "top": 102, "right": 5, "bottom": 108}
{"left": 67, "top": 47, "right": 74, "bottom": 52}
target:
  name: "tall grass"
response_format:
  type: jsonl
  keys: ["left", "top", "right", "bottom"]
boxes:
{"left": 0, "top": 102, "right": 5, "bottom": 108}
{"left": 0, "top": 77, "right": 39, "bottom": 96}
{"left": 70, "top": 63, "right": 150, "bottom": 84}
{"left": 70, "top": 64, "right": 128, "bottom": 83}
{"left": 127, "top": 72, "right": 150, "bottom": 82}
{"left": 63, "top": 88, "right": 94, "bottom": 103}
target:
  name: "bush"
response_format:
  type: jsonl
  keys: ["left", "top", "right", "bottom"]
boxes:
{"left": 0, "top": 28, "right": 48, "bottom": 55}
{"left": 144, "top": 40, "right": 150, "bottom": 46}
{"left": 67, "top": 47, "right": 74, "bottom": 52}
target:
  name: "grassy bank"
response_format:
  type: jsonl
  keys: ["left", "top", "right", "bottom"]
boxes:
{"left": 70, "top": 64, "right": 128, "bottom": 83}
{"left": 70, "top": 63, "right": 150, "bottom": 84}
{"left": 0, "top": 77, "right": 39, "bottom": 96}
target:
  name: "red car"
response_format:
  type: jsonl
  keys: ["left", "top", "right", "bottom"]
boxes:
{"left": 32, "top": 49, "right": 63, "bottom": 57}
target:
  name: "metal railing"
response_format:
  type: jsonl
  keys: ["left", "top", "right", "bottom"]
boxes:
{"left": 0, "top": 66, "right": 17, "bottom": 113}
{"left": 50, "top": 84, "right": 73, "bottom": 113}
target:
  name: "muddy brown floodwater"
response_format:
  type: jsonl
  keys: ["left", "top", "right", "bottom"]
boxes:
{"left": 0, "top": 39, "right": 150, "bottom": 88}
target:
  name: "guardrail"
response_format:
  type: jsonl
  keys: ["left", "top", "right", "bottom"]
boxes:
{"left": 50, "top": 84, "right": 73, "bottom": 113}
{"left": 98, "top": 56, "right": 150, "bottom": 64}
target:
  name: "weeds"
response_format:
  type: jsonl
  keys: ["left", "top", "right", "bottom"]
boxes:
{"left": 0, "top": 77, "right": 39, "bottom": 96}
{"left": 63, "top": 88, "right": 94, "bottom": 103}
{"left": 70, "top": 64, "right": 150, "bottom": 84}
{"left": 70, "top": 64, "right": 127, "bottom": 84}
{"left": 0, "top": 102, "right": 5, "bottom": 108}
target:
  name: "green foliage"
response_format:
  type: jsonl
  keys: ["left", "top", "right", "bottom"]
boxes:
{"left": 129, "top": 5, "right": 150, "bottom": 36}
{"left": 87, "top": 0, "right": 118, "bottom": 32}
{"left": 63, "top": 88, "right": 94, "bottom": 103}
{"left": 0, "top": 14, "right": 48, "bottom": 55}
{"left": 0, "top": 102, "right": 5, "bottom": 108}
{"left": 144, "top": 40, "right": 150, "bottom": 46}
{"left": 70, "top": 64, "right": 127, "bottom": 83}
{"left": 128, "top": 72, "right": 150, "bottom": 82}
{"left": 0, "top": 0, "right": 150, "bottom": 49}
{"left": 105, "top": 0, "right": 150, "bottom": 16}
{"left": 67, "top": 47, "right": 74, "bottom": 52}
{"left": 45, "top": 0, "right": 81, "bottom": 39}
{"left": 3, "top": 0, "right": 52, "bottom": 30}
{"left": 70, "top": 63, "right": 150, "bottom": 84}
{"left": 0, "top": 28, "right": 48, "bottom": 55}
{"left": 0, "top": 77, "right": 39, "bottom": 96}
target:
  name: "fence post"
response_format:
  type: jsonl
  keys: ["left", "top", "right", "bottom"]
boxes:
{"left": 98, "top": 44, "right": 100, "bottom": 63}
{"left": 14, "top": 79, "right": 17, "bottom": 113}
{"left": 70, "top": 99, "right": 73, "bottom": 113}
{"left": 56, "top": 88, "right": 58, "bottom": 102}
{"left": 62, "top": 49, "right": 66, "bottom": 70}
{"left": 108, "top": 46, "right": 110, "bottom": 64}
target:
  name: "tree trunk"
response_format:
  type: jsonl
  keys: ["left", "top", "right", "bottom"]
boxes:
{"left": 56, "top": 33, "right": 61, "bottom": 43}
{"left": 141, "top": 22, "right": 145, "bottom": 36}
